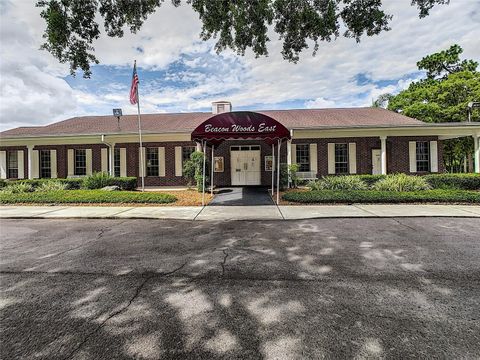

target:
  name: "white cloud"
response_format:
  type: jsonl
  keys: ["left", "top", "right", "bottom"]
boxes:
{"left": 305, "top": 97, "right": 336, "bottom": 109}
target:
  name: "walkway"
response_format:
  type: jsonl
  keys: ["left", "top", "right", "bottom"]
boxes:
{"left": 209, "top": 187, "right": 274, "bottom": 206}
{"left": 1, "top": 204, "right": 479, "bottom": 220}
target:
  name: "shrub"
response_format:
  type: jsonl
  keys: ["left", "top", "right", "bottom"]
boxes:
{"left": 424, "top": 173, "right": 480, "bottom": 190}
{"left": 354, "top": 174, "right": 387, "bottom": 186}
{"left": 288, "top": 164, "right": 300, "bottom": 188}
{"left": 0, "top": 179, "right": 6, "bottom": 188}
{"left": 36, "top": 180, "right": 68, "bottom": 192}
{"left": 109, "top": 177, "right": 138, "bottom": 191}
{"left": 82, "top": 172, "right": 113, "bottom": 189}
{"left": 282, "top": 189, "right": 480, "bottom": 204}
{"left": 1, "top": 182, "right": 34, "bottom": 194}
{"left": 372, "top": 173, "right": 430, "bottom": 191}
{"left": 0, "top": 190, "right": 177, "bottom": 204}
{"left": 15, "top": 178, "right": 83, "bottom": 190}
{"left": 309, "top": 176, "right": 368, "bottom": 191}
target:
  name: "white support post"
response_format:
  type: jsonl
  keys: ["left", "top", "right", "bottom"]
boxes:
{"left": 380, "top": 136, "right": 387, "bottom": 175}
{"left": 211, "top": 145, "right": 214, "bottom": 196}
{"left": 287, "top": 140, "right": 292, "bottom": 188}
{"left": 202, "top": 141, "right": 206, "bottom": 206}
{"left": 27, "top": 145, "right": 33, "bottom": 180}
{"left": 271, "top": 144, "right": 275, "bottom": 196}
{"left": 109, "top": 143, "right": 115, "bottom": 176}
{"left": 474, "top": 133, "right": 480, "bottom": 174}
{"left": 276, "top": 139, "right": 281, "bottom": 205}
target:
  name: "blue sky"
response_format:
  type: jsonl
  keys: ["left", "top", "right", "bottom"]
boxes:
{"left": 1, "top": 0, "right": 479, "bottom": 130}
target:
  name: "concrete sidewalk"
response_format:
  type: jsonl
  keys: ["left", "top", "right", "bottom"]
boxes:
{"left": 1, "top": 204, "right": 479, "bottom": 220}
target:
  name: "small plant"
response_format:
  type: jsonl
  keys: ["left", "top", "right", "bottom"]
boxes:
{"left": 82, "top": 172, "right": 113, "bottom": 190}
{"left": 36, "top": 180, "right": 67, "bottom": 192}
{"left": 288, "top": 164, "right": 300, "bottom": 188}
{"left": 309, "top": 176, "right": 368, "bottom": 191}
{"left": 372, "top": 173, "right": 431, "bottom": 192}
{"left": 1, "top": 182, "right": 34, "bottom": 194}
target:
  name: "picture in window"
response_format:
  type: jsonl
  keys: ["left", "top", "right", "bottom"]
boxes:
{"left": 214, "top": 157, "right": 224, "bottom": 172}
{"left": 265, "top": 156, "right": 274, "bottom": 171}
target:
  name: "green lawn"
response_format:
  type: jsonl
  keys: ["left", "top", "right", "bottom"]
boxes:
{"left": 0, "top": 190, "right": 177, "bottom": 204}
{"left": 282, "top": 189, "right": 480, "bottom": 204}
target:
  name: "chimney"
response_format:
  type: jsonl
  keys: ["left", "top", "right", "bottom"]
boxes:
{"left": 212, "top": 101, "right": 232, "bottom": 114}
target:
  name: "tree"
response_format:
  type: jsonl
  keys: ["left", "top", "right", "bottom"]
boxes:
{"left": 36, "top": 0, "right": 449, "bottom": 77}
{"left": 385, "top": 45, "right": 480, "bottom": 172}
{"left": 372, "top": 93, "right": 392, "bottom": 108}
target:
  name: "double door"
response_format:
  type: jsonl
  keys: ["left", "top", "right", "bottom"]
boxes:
{"left": 231, "top": 147, "right": 261, "bottom": 185}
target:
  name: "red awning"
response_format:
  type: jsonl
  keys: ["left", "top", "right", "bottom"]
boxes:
{"left": 191, "top": 111, "right": 291, "bottom": 145}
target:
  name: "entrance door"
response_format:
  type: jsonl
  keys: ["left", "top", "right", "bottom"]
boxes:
{"left": 372, "top": 149, "right": 382, "bottom": 175}
{"left": 231, "top": 146, "right": 261, "bottom": 185}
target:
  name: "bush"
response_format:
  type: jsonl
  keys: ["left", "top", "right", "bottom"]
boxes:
{"left": 372, "top": 173, "right": 431, "bottom": 191}
{"left": 282, "top": 189, "right": 480, "bottom": 204}
{"left": 0, "top": 190, "right": 176, "bottom": 204}
{"left": 14, "top": 178, "right": 83, "bottom": 190}
{"left": 82, "top": 172, "right": 113, "bottom": 189}
{"left": 309, "top": 176, "right": 368, "bottom": 191}
{"left": 1, "top": 182, "right": 34, "bottom": 194}
{"left": 36, "top": 180, "right": 68, "bottom": 192}
{"left": 108, "top": 177, "right": 138, "bottom": 191}
{"left": 354, "top": 174, "right": 387, "bottom": 186}
{"left": 424, "top": 173, "right": 480, "bottom": 190}
{"left": 0, "top": 179, "right": 6, "bottom": 188}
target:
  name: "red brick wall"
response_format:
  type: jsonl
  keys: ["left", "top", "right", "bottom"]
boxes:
{"left": 0, "top": 136, "right": 444, "bottom": 182}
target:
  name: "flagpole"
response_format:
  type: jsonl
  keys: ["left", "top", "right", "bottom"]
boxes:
{"left": 135, "top": 61, "right": 145, "bottom": 192}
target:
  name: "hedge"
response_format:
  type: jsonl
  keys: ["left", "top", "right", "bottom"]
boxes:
{"left": 6, "top": 177, "right": 138, "bottom": 190}
{"left": 423, "top": 173, "right": 480, "bottom": 190}
{"left": 0, "top": 190, "right": 176, "bottom": 204}
{"left": 282, "top": 190, "right": 480, "bottom": 204}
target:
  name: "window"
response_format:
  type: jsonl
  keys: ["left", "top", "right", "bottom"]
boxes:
{"left": 7, "top": 151, "right": 18, "bottom": 179}
{"left": 217, "top": 104, "right": 225, "bottom": 113}
{"left": 416, "top": 141, "right": 430, "bottom": 172}
{"left": 182, "top": 146, "right": 195, "bottom": 164}
{"left": 146, "top": 148, "right": 159, "bottom": 176}
{"left": 296, "top": 144, "right": 310, "bottom": 172}
{"left": 75, "top": 149, "right": 87, "bottom": 176}
{"left": 40, "top": 150, "right": 51, "bottom": 178}
{"left": 335, "top": 144, "right": 349, "bottom": 174}
{"left": 114, "top": 148, "right": 121, "bottom": 177}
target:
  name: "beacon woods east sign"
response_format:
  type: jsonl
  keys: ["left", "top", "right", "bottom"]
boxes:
{"left": 204, "top": 123, "right": 277, "bottom": 134}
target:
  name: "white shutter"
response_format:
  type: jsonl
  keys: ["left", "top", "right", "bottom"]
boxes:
{"left": 0, "top": 151, "right": 6, "bottom": 179}
{"left": 309, "top": 143, "right": 317, "bottom": 174}
{"left": 50, "top": 150, "right": 57, "bottom": 178}
{"left": 430, "top": 141, "right": 438, "bottom": 173}
{"left": 139, "top": 147, "right": 146, "bottom": 177}
{"left": 175, "top": 146, "right": 182, "bottom": 176}
{"left": 348, "top": 143, "right": 357, "bottom": 174}
{"left": 159, "top": 147, "right": 166, "bottom": 177}
{"left": 291, "top": 144, "right": 297, "bottom": 165}
{"left": 86, "top": 149, "right": 93, "bottom": 175}
{"left": 67, "top": 149, "right": 74, "bottom": 176}
{"left": 101, "top": 148, "right": 108, "bottom": 173}
{"left": 17, "top": 150, "right": 25, "bottom": 179}
{"left": 409, "top": 141, "right": 417, "bottom": 173}
{"left": 32, "top": 150, "right": 39, "bottom": 179}
{"left": 120, "top": 148, "right": 127, "bottom": 177}
{"left": 328, "top": 143, "right": 335, "bottom": 174}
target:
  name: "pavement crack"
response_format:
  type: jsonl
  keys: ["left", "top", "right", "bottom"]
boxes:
{"left": 62, "top": 261, "right": 187, "bottom": 360}
{"left": 221, "top": 249, "right": 229, "bottom": 276}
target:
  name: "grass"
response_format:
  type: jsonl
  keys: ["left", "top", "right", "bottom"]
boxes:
{"left": 282, "top": 189, "right": 480, "bottom": 204}
{"left": 0, "top": 190, "right": 177, "bottom": 205}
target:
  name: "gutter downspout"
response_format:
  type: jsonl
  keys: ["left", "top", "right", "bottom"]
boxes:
{"left": 101, "top": 135, "right": 114, "bottom": 176}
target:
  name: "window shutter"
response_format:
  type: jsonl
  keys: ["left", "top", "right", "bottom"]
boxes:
{"left": 0, "top": 151, "right": 6, "bottom": 179}
{"left": 327, "top": 143, "right": 335, "bottom": 174}
{"left": 430, "top": 141, "right": 438, "bottom": 173}
{"left": 291, "top": 144, "right": 297, "bottom": 165}
{"left": 120, "top": 148, "right": 127, "bottom": 177}
{"left": 101, "top": 148, "right": 108, "bottom": 173}
{"left": 159, "top": 147, "right": 166, "bottom": 177}
{"left": 51, "top": 150, "right": 57, "bottom": 178}
{"left": 309, "top": 143, "right": 317, "bottom": 174}
{"left": 409, "top": 141, "right": 417, "bottom": 173}
{"left": 32, "top": 150, "right": 39, "bottom": 179}
{"left": 175, "top": 146, "right": 182, "bottom": 176}
{"left": 86, "top": 149, "right": 93, "bottom": 175}
{"left": 17, "top": 150, "right": 25, "bottom": 179}
{"left": 139, "top": 147, "right": 146, "bottom": 177}
{"left": 348, "top": 143, "right": 357, "bottom": 174}
{"left": 67, "top": 149, "right": 74, "bottom": 176}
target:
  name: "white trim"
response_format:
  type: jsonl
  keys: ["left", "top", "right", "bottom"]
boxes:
{"left": 31, "top": 150, "right": 39, "bottom": 178}
{"left": 119, "top": 148, "right": 127, "bottom": 177}
{"left": 86, "top": 149, "right": 93, "bottom": 175}
{"left": 175, "top": 146, "right": 182, "bottom": 176}
{"left": 327, "top": 143, "right": 335, "bottom": 174}
{"left": 348, "top": 143, "right": 356, "bottom": 174}
{"left": 67, "top": 149, "right": 74, "bottom": 176}
{"left": 0, "top": 151, "right": 6, "bottom": 179}
{"left": 159, "top": 147, "right": 165, "bottom": 177}
{"left": 101, "top": 148, "right": 108, "bottom": 173}
{"left": 51, "top": 150, "right": 57, "bottom": 178}
{"left": 429, "top": 141, "right": 438, "bottom": 173}
{"left": 409, "top": 141, "right": 417, "bottom": 173}
{"left": 139, "top": 147, "right": 146, "bottom": 177}
{"left": 291, "top": 144, "right": 297, "bottom": 165}
{"left": 17, "top": 150, "right": 24, "bottom": 179}
{"left": 309, "top": 143, "right": 317, "bottom": 175}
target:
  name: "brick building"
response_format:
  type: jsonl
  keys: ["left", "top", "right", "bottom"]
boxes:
{"left": 1, "top": 102, "right": 479, "bottom": 186}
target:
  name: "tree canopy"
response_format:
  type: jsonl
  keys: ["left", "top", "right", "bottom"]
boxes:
{"left": 36, "top": 0, "right": 449, "bottom": 77}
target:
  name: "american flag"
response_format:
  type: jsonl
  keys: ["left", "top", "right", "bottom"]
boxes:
{"left": 129, "top": 61, "right": 139, "bottom": 105}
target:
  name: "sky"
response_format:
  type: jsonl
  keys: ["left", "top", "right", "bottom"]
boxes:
{"left": 0, "top": 0, "right": 479, "bottom": 131}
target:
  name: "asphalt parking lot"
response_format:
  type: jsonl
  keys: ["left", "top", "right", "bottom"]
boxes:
{"left": 1, "top": 217, "right": 479, "bottom": 359}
